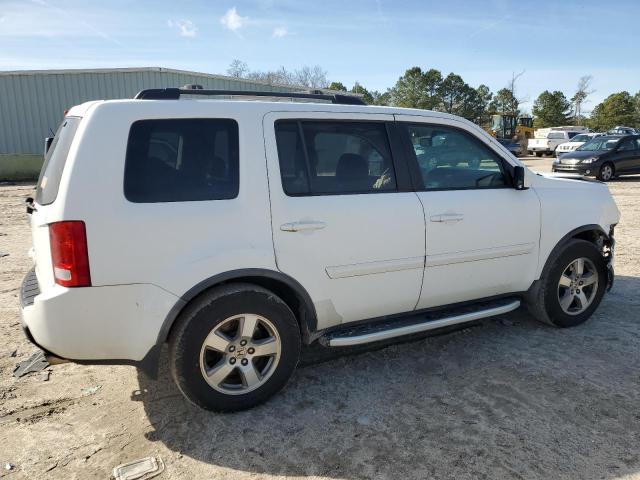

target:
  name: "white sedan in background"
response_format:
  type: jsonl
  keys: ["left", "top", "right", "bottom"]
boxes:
{"left": 556, "top": 133, "right": 603, "bottom": 157}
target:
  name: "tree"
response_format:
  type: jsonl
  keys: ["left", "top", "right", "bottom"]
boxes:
{"left": 475, "top": 84, "right": 493, "bottom": 125}
{"left": 438, "top": 73, "right": 466, "bottom": 114}
{"left": 294, "top": 65, "right": 329, "bottom": 89}
{"left": 489, "top": 88, "right": 520, "bottom": 117}
{"left": 370, "top": 90, "right": 391, "bottom": 106}
{"left": 328, "top": 81, "right": 347, "bottom": 92}
{"left": 389, "top": 67, "right": 443, "bottom": 109}
{"left": 422, "top": 68, "right": 443, "bottom": 110}
{"left": 351, "top": 82, "right": 374, "bottom": 104}
{"left": 532, "top": 91, "right": 572, "bottom": 127}
{"left": 227, "top": 60, "right": 328, "bottom": 88}
{"left": 506, "top": 70, "right": 525, "bottom": 114}
{"left": 227, "top": 59, "right": 249, "bottom": 78}
{"left": 633, "top": 91, "right": 640, "bottom": 127}
{"left": 390, "top": 67, "right": 429, "bottom": 108}
{"left": 571, "top": 75, "right": 595, "bottom": 125}
{"left": 589, "top": 92, "right": 636, "bottom": 131}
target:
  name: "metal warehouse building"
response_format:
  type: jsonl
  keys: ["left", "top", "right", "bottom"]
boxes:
{"left": 0, "top": 67, "right": 309, "bottom": 179}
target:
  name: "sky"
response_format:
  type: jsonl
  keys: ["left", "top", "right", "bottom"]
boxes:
{"left": 1, "top": 0, "right": 638, "bottom": 114}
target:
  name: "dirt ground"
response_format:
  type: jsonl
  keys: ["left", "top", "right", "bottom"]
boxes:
{"left": 1, "top": 157, "right": 639, "bottom": 480}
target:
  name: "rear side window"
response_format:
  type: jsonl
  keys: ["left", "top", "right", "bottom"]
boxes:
{"left": 124, "top": 119, "right": 239, "bottom": 203}
{"left": 274, "top": 120, "right": 397, "bottom": 196}
{"left": 36, "top": 117, "right": 81, "bottom": 205}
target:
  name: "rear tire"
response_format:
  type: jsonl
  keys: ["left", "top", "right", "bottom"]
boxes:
{"left": 527, "top": 239, "right": 607, "bottom": 328}
{"left": 535, "top": 152, "right": 543, "bottom": 157}
{"left": 169, "top": 283, "right": 301, "bottom": 412}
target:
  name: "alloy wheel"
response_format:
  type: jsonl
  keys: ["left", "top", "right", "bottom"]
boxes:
{"left": 557, "top": 257, "right": 599, "bottom": 315}
{"left": 199, "top": 314, "right": 281, "bottom": 395}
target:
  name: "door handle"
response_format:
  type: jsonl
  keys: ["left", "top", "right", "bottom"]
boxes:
{"left": 430, "top": 213, "right": 464, "bottom": 223}
{"left": 280, "top": 221, "right": 327, "bottom": 232}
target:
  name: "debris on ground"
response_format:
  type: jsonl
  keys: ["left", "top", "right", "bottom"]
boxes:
{"left": 113, "top": 456, "right": 164, "bottom": 480}
{"left": 13, "top": 351, "right": 49, "bottom": 378}
{"left": 5, "top": 463, "right": 14, "bottom": 471}
{"left": 40, "top": 370, "right": 51, "bottom": 382}
{"left": 81, "top": 385, "right": 102, "bottom": 396}
{"left": 0, "top": 252, "right": 9, "bottom": 258}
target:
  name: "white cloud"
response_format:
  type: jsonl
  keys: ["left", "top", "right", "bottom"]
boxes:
{"left": 272, "top": 26, "right": 288, "bottom": 38}
{"left": 220, "top": 7, "right": 247, "bottom": 33}
{"left": 168, "top": 19, "right": 197, "bottom": 38}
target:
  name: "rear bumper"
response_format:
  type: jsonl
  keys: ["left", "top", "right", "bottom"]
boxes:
{"left": 20, "top": 268, "right": 178, "bottom": 365}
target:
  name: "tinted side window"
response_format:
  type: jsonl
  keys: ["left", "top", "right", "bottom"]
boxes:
{"left": 36, "top": 117, "right": 81, "bottom": 205}
{"left": 274, "top": 121, "right": 396, "bottom": 195}
{"left": 403, "top": 123, "right": 508, "bottom": 190}
{"left": 618, "top": 138, "right": 637, "bottom": 151}
{"left": 124, "top": 119, "right": 239, "bottom": 203}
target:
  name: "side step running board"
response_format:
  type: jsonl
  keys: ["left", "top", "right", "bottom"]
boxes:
{"left": 328, "top": 300, "right": 521, "bottom": 347}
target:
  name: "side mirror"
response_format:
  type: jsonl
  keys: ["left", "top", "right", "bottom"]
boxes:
{"left": 513, "top": 166, "right": 528, "bottom": 190}
{"left": 44, "top": 137, "right": 54, "bottom": 155}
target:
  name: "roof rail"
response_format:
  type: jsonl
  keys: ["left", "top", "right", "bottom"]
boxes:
{"left": 133, "top": 85, "right": 366, "bottom": 106}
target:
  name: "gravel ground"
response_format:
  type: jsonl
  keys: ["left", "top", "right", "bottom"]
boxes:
{"left": 1, "top": 157, "right": 639, "bottom": 480}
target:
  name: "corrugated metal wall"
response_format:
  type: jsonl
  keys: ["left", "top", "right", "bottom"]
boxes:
{"left": 0, "top": 68, "right": 301, "bottom": 154}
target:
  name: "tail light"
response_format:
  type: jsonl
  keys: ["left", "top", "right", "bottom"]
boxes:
{"left": 49, "top": 221, "right": 91, "bottom": 287}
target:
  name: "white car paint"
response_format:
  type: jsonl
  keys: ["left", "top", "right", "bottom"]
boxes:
{"left": 528, "top": 130, "right": 584, "bottom": 155}
{"left": 21, "top": 99, "right": 620, "bottom": 362}
{"left": 556, "top": 133, "right": 603, "bottom": 155}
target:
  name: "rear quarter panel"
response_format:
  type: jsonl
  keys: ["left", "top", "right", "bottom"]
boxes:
{"left": 58, "top": 101, "right": 277, "bottom": 298}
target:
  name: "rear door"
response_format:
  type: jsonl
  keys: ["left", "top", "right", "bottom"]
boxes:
{"left": 395, "top": 115, "right": 540, "bottom": 309}
{"left": 263, "top": 112, "right": 425, "bottom": 330}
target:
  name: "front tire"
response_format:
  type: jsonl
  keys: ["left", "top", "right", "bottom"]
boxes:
{"left": 169, "top": 284, "right": 301, "bottom": 412}
{"left": 527, "top": 239, "right": 607, "bottom": 328}
{"left": 598, "top": 163, "right": 614, "bottom": 182}
{"left": 535, "top": 152, "right": 543, "bottom": 157}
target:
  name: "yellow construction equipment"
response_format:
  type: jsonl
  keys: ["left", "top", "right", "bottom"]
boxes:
{"left": 485, "top": 114, "right": 534, "bottom": 151}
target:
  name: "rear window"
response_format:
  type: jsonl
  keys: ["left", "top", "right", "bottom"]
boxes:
{"left": 548, "top": 132, "right": 565, "bottom": 139}
{"left": 124, "top": 119, "right": 239, "bottom": 203}
{"left": 36, "top": 117, "right": 81, "bottom": 205}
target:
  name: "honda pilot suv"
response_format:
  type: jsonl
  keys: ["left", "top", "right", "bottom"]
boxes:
{"left": 21, "top": 87, "right": 619, "bottom": 411}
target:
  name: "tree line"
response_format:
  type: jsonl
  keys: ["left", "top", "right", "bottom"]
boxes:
{"left": 227, "top": 60, "right": 640, "bottom": 132}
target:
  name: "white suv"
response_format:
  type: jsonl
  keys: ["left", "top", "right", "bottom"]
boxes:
{"left": 21, "top": 87, "right": 619, "bottom": 411}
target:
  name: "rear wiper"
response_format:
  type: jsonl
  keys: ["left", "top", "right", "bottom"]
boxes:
{"left": 25, "top": 197, "right": 37, "bottom": 214}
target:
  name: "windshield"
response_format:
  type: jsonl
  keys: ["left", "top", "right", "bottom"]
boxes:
{"left": 577, "top": 138, "right": 618, "bottom": 151}
{"left": 570, "top": 134, "right": 591, "bottom": 143}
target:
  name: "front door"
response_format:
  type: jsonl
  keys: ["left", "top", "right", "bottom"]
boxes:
{"left": 613, "top": 137, "right": 640, "bottom": 173}
{"left": 395, "top": 115, "right": 540, "bottom": 309}
{"left": 263, "top": 112, "right": 425, "bottom": 330}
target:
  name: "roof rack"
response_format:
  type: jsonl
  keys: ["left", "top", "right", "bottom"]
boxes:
{"left": 134, "top": 85, "right": 366, "bottom": 106}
